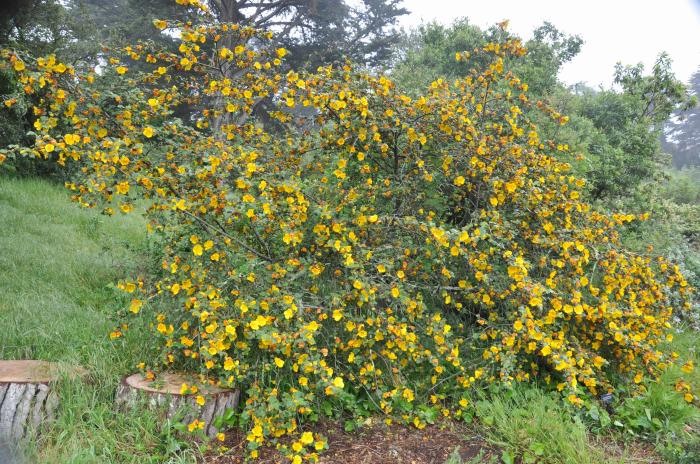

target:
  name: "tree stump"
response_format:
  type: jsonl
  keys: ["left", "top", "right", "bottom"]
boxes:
{"left": 0, "top": 360, "right": 63, "bottom": 443}
{"left": 115, "top": 373, "right": 239, "bottom": 438}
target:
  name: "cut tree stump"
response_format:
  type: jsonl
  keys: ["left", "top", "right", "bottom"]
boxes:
{"left": 0, "top": 360, "right": 66, "bottom": 443}
{"left": 115, "top": 373, "right": 239, "bottom": 438}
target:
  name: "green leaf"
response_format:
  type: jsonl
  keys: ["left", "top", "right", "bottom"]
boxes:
{"left": 530, "top": 442, "right": 545, "bottom": 456}
{"left": 501, "top": 450, "right": 514, "bottom": 464}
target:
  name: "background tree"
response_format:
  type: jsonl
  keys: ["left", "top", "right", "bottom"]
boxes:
{"left": 0, "top": 0, "right": 94, "bottom": 175}
{"left": 0, "top": 0, "right": 94, "bottom": 59}
{"left": 572, "top": 54, "right": 693, "bottom": 200}
{"left": 664, "top": 68, "right": 700, "bottom": 168}
{"left": 80, "top": 0, "right": 191, "bottom": 48}
{"left": 205, "top": 0, "right": 408, "bottom": 69}
{"left": 391, "top": 19, "right": 582, "bottom": 98}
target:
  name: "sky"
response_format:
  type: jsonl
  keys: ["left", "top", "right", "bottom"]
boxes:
{"left": 398, "top": 0, "right": 700, "bottom": 88}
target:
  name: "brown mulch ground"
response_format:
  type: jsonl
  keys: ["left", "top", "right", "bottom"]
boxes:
{"left": 596, "top": 436, "right": 665, "bottom": 464}
{"left": 204, "top": 419, "right": 670, "bottom": 464}
{"left": 206, "top": 419, "right": 495, "bottom": 464}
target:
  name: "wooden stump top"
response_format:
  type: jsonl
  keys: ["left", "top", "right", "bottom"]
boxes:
{"left": 123, "top": 373, "right": 232, "bottom": 396}
{"left": 0, "top": 360, "right": 63, "bottom": 384}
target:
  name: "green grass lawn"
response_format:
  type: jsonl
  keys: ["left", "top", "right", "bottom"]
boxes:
{"left": 0, "top": 176, "right": 198, "bottom": 464}
{"left": 1, "top": 176, "right": 698, "bottom": 464}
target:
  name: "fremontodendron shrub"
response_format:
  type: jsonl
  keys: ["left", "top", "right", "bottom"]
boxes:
{"left": 0, "top": 0, "right": 693, "bottom": 460}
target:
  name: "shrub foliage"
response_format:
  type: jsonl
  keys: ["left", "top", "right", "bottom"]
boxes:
{"left": 0, "top": 0, "right": 693, "bottom": 460}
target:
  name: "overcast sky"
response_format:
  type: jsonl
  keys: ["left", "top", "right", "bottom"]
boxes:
{"left": 398, "top": 0, "right": 700, "bottom": 88}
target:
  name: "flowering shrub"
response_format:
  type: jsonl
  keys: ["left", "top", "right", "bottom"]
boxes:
{"left": 0, "top": 1, "right": 693, "bottom": 460}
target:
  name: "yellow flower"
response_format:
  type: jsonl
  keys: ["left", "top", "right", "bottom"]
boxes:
{"left": 142, "top": 126, "right": 154, "bottom": 138}
{"left": 195, "top": 395, "right": 205, "bottom": 406}
{"left": 333, "top": 377, "right": 344, "bottom": 389}
{"left": 129, "top": 299, "right": 143, "bottom": 314}
{"left": 193, "top": 244, "right": 203, "bottom": 256}
{"left": 249, "top": 315, "right": 268, "bottom": 330}
{"left": 681, "top": 360, "right": 694, "bottom": 373}
{"left": 310, "top": 263, "right": 324, "bottom": 276}
{"left": 116, "top": 66, "right": 127, "bottom": 74}
{"left": 187, "top": 420, "right": 199, "bottom": 432}
{"left": 116, "top": 182, "right": 130, "bottom": 195}
{"left": 300, "top": 431, "right": 313, "bottom": 445}
{"left": 274, "top": 357, "right": 285, "bottom": 368}
{"left": 453, "top": 176, "right": 465, "bottom": 186}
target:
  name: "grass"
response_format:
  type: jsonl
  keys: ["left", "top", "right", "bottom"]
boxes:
{"left": 0, "top": 176, "right": 196, "bottom": 463}
{"left": 1, "top": 176, "right": 699, "bottom": 464}
{"left": 474, "top": 387, "right": 609, "bottom": 464}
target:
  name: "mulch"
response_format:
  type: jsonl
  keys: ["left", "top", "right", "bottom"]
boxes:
{"left": 206, "top": 419, "right": 495, "bottom": 464}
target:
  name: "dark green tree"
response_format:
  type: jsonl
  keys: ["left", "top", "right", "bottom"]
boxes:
{"left": 205, "top": 0, "right": 408, "bottom": 68}
{"left": 84, "top": 0, "right": 409, "bottom": 69}
{"left": 79, "top": 0, "right": 192, "bottom": 53}
{"left": 0, "top": 0, "right": 94, "bottom": 58}
{"left": 0, "top": 0, "right": 96, "bottom": 176}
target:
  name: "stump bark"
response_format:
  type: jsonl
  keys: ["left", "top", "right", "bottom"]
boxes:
{"left": 115, "top": 373, "right": 239, "bottom": 438}
{"left": 0, "top": 360, "right": 63, "bottom": 443}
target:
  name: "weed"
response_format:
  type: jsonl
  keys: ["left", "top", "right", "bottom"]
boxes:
{"left": 475, "top": 386, "right": 607, "bottom": 464}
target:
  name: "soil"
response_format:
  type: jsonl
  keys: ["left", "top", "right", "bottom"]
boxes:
{"left": 206, "top": 419, "right": 495, "bottom": 464}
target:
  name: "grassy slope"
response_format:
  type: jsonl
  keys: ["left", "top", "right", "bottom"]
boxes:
{"left": 0, "top": 177, "right": 196, "bottom": 464}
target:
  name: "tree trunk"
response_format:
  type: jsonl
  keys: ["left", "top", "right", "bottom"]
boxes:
{"left": 0, "top": 360, "right": 63, "bottom": 443}
{"left": 115, "top": 373, "right": 239, "bottom": 438}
